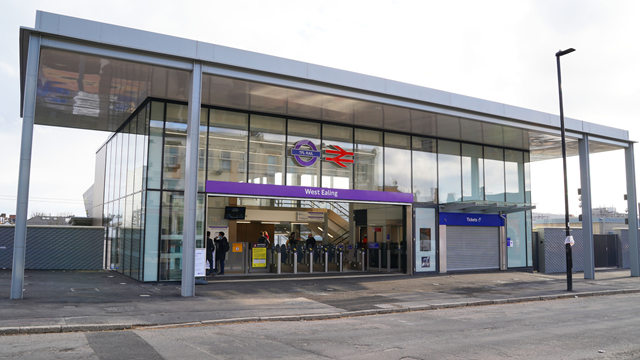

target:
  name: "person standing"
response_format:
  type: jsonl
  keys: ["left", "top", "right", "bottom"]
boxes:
{"left": 206, "top": 231, "right": 215, "bottom": 276}
{"left": 215, "top": 231, "right": 229, "bottom": 275}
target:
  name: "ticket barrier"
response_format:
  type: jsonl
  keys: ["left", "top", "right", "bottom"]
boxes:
{"left": 366, "top": 242, "right": 401, "bottom": 273}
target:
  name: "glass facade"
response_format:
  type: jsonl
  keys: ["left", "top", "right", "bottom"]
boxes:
{"left": 102, "top": 99, "right": 535, "bottom": 281}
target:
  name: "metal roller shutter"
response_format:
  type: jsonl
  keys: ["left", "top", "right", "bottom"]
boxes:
{"left": 447, "top": 226, "right": 499, "bottom": 271}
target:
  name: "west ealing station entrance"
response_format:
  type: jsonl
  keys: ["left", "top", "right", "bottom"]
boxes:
{"left": 204, "top": 181, "right": 413, "bottom": 275}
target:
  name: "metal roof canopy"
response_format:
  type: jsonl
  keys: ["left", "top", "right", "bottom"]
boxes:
{"left": 20, "top": 11, "right": 633, "bottom": 160}
{"left": 440, "top": 201, "right": 536, "bottom": 214}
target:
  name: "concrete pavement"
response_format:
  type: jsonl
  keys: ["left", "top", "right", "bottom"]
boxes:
{"left": 1, "top": 268, "right": 639, "bottom": 335}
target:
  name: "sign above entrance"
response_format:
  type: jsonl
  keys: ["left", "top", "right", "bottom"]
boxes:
{"left": 290, "top": 140, "right": 354, "bottom": 168}
{"left": 439, "top": 212, "right": 505, "bottom": 227}
{"left": 205, "top": 181, "right": 414, "bottom": 204}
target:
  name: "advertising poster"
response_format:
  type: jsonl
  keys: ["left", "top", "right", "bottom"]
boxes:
{"left": 232, "top": 243, "right": 243, "bottom": 252}
{"left": 421, "top": 256, "right": 430, "bottom": 268}
{"left": 252, "top": 247, "right": 267, "bottom": 268}
{"left": 194, "top": 249, "right": 206, "bottom": 277}
{"left": 420, "top": 228, "right": 431, "bottom": 252}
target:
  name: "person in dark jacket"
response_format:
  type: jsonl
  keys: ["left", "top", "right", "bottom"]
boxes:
{"left": 258, "top": 231, "right": 270, "bottom": 247}
{"left": 215, "top": 232, "right": 229, "bottom": 275}
{"left": 206, "top": 231, "right": 215, "bottom": 275}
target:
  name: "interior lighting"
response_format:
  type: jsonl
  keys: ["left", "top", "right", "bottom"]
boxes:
{"left": 261, "top": 221, "right": 281, "bottom": 224}
{"left": 237, "top": 221, "right": 250, "bottom": 224}
{"left": 317, "top": 227, "right": 324, "bottom": 232}
{"left": 291, "top": 222, "right": 309, "bottom": 225}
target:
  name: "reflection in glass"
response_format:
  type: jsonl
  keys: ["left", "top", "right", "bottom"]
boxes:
{"left": 438, "top": 140, "right": 462, "bottom": 203}
{"left": 160, "top": 191, "right": 184, "bottom": 281}
{"left": 119, "top": 124, "right": 129, "bottom": 198}
{"left": 505, "top": 150, "right": 525, "bottom": 202}
{"left": 207, "top": 109, "right": 248, "bottom": 183}
{"left": 507, "top": 211, "right": 527, "bottom": 267}
{"left": 147, "top": 101, "right": 165, "bottom": 189}
{"left": 462, "top": 143, "right": 484, "bottom": 201}
{"left": 249, "top": 115, "right": 286, "bottom": 185}
{"left": 322, "top": 124, "right": 353, "bottom": 189}
{"left": 412, "top": 137, "right": 437, "bottom": 203}
{"left": 163, "top": 104, "right": 188, "bottom": 190}
{"left": 485, "top": 146, "right": 505, "bottom": 201}
{"left": 287, "top": 120, "right": 320, "bottom": 187}
{"left": 384, "top": 133, "right": 411, "bottom": 193}
{"left": 143, "top": 190, "right": 161, "bottom": 281}
{"left": 355, "top": 128, "right": 383, "bottom": 191}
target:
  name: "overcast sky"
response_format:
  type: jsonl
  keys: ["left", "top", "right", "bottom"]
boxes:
{"left": 0, "top": 0, "right": 638, "bottom": 217}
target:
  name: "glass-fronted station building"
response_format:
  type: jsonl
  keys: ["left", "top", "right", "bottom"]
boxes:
{"left": 13, "top": 12, "right": 640, "bottom": 296}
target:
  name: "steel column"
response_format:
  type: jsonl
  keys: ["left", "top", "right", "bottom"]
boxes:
{"left": 11, "top": 34, "right": 40, "bottom": 300}
{"left": 625, "top": 144, "right": 639, "bottom": 276}
{"left": 180, "top": 62, "right": 202, "bottom": 297}
{"left": 579, "top": 136, "right": 595, "bottom": 279}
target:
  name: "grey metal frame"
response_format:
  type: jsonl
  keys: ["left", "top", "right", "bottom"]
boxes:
{"left": 11, "top": 33, "right": 40, "bottom": 299}
{"left": 625, "top": 144, "right": 639, "bottom": 277}
{"left": 579, "top": 135, "right": 595, "bottom": 279}
{"left": 180, "top": 62, "right": 203, "bottom": 296}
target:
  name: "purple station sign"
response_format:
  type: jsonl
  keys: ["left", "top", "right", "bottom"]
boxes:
{"left": 205, "top": 181, "right": 414, "bottom": 203}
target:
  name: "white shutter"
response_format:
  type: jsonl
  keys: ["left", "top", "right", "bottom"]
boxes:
{"left": 447, "top": 226, "right": 499, "bottom": 271}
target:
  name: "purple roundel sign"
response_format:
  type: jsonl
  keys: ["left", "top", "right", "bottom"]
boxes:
{"left": 291, "top": 140, "right": 321, "bottom": 167}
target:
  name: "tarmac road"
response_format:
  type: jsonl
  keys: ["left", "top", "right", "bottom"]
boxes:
{"left": 1, "top": 292, "right": 639, "bottom": 359}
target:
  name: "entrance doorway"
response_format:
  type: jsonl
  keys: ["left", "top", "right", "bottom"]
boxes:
{"left": 205, "top": 195, "right": 408, "bottom": 275}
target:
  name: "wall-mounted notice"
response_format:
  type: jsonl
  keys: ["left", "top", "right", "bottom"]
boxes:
{"left": 195, "top": 249, "right": 206, "bottom": 277}
{"left": 420, "top": 228, "right": 431, "bottom": 252}
{"left": 252, "top": 247, "right": 267, "bottom": 268}
{"left": 297, "top": 212, "right": 324, "bottom": 221}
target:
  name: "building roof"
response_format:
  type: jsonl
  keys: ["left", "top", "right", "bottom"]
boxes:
{"left": 19, "top": 11, "right": 632, "bottom": 161}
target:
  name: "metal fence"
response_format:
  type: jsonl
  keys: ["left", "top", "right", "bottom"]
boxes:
{"left": 0, "top": 226, "right": 105, "bottom": 270}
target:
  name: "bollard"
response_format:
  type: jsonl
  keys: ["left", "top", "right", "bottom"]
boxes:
{"left": 361, "top": 250, "right": 365, "bottom": 271}
{"left": 387, "top": 249, "right": 391, "bottom": 273}
{"left": 378, "top": 248, "right": 382, "bottom": 273}
{"left": 277, "top": 252, "right": 281, "bottom": 274}
{"left": 309, "top": 251, "right": 313, "bottom": 273}
{"left": 324, "top": 251, "right": 329, "bottom": 273}
{"left": 339, "top": 251, "right": 343, "bottom": 273}
{"left": 398, "top": 246, "right": 401, "bottom": 273}
{"left": 294, "top": 252, "right": 298, "bottom": 274}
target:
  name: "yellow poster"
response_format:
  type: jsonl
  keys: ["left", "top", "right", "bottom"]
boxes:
{"left": 232, "top": 243, "right": 243, "bottom": 253}
{"left": 252, "top": 247, "right": 267, "bottom": 268}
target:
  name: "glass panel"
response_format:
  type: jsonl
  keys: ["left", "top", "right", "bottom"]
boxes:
{"left": 147, "top": 101, "right": 165, "bottom": 189}
{"left": 131, "top": 192, "right": 143, "bottom": 280}
{"left": 412, "top": 137, "right": 437, "bottom": 203}
{"left": 142, "top": 104, "right": 150, "bottom": 191}
{"left": 112, "top": 133, "right": 121, "bottom": 200}
{"left": 197, "top": 194, "right": 205, "bottom": 248}
{"left": 384, "top": 133, "right": 411, "bottom": 193}
{"left": 119, "top": 124, "right": 129, "bottom": 198}
{"left": 415, "top": 207, "right": 436, "bottom": 272}
{"left": 198, "top": 108, "right": 208, "bottom": 191}
{"left": 507, "top": 211, "right": 527, "bottom": 267}
{"left": 163, "top": 104, "right": 188, "bottom": 190}
{"left": 354, "top": 128, "right": 383, "bottom": 191}
{"left": 286, "top": 120, "right": 320, "bottom": 187}
{"left": 485, "top": 147, "right": 505, "bottom": 202}
{"left": 126, "top": 120, "right": 137, "bottom": 196}
{"left": 143, "top": 190, "right": 161, "bottom": 282}
{"left": 462, "top": 143, "right": 484, "bottom": 201}
{"left": 438, "top": 140, "right": 462, "bottom": 203}
{"left": 160, "top": 191, "right": 184, "bottom": 281}
{"left": 104, "top": 141, "right": 112, "bottom": 203}
{"left": 505, "top": 150, "right": 525, "bottom": 203}
{"left": 526, "top": 210, "right": 533, "bottom": 267}
{"left": 207, "top": 109, "right": 248, "bottom": 183}
{"left": 134, "top": 108, "right": 146, "bottom": 193}
{"left": 249, "top": 115, "right": 286, "bottom": 185}
{"left": 524, "top": 152, "right": 531, "bottom": 203}
{"left": 322, "top": 124, "right": 353, "bottom": 189}
{"left": 109, "top": 136, "right": 118, "bottom": 201}
{"left": 115, "top": 198, "right": 123, "bottom": 273}
{"left": 123, "top": 195, "right": 133, "bottom": 277}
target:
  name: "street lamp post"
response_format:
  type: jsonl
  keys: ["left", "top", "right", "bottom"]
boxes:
{"left": 556, "top": 47, "right": 576, "bottom": 291}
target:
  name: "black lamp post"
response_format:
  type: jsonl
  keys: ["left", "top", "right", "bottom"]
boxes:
{"left": 556, "top": 47, "right": 575, "bottom": 291}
